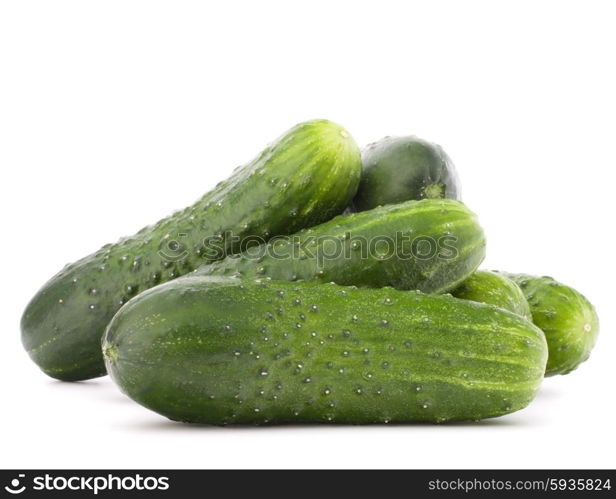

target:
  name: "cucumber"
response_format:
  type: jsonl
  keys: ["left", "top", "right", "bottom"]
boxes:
{"left": 196, "top": 198, "right": 486, "bottom": 293}
{"left": 103, "top": 276, "right": 547, "bottom": 424}
{"left": 21, "top": 120, "right": 362, "bottom": 381}
{"left": 451, "top": 270, "right": 532, "bottom": 320}
{"left": 352, "top": 136, "right": 460, "bottom": 212}
{"left": 500, "top": 273, "right": 599, "bottom": 376}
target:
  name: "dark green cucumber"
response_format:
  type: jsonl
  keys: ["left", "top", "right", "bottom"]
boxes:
{"left": 103, "top": 276, "right": 547, "bottom": 424}
{"left": 196, "top": 199, "right": 486, "bottom": 293}
{"left": 500, "top": 273, "right": 599, "bottom": 376}
{"left": 22, "top": 120, "right": 362, "bottom": 381}
{"left": 352, "top": 136, "right": 460, "bottom": 212}
{"left": 452, "top": 270, "right": 532, "bottom": 320}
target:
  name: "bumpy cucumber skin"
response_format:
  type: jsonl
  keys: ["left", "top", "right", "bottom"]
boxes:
{"left": 103, "top": 276, "right": 547, "bottom": 424}
{"left": 352, "top": 136, "right": 461, "bottom": 212}
{"left": 501, "top": 273, "right": 599, "bottom": 377}
{"left": 21, "top": 120, "right": 362, "bottom": 381}
{"left": 452, "top": 271, "right": 532, "bottom": 321}
{"left": 197, "top": 199, "right": 486, "bottom": 294}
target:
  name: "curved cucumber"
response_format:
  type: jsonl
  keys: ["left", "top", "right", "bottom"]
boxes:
{"left": 22, "top": 120, "right": 362, "bottom": 381}
{"left": 501, "top": 273, "right": 599, "bottom": 376}
{"left": 352, "top": 136, "right": 460, "bottom": 212}
{"left": 103, "top": 276, "right": 547, "bottom": 424}
{"left": 196, "top": 199, "right": 486, "bottom": 293}
{"left": 452, "top": 270, "right": 532, "bottom": 320}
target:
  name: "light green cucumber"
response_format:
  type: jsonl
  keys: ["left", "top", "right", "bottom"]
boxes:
{"left": 103, "top": 275, "right": 547, "bottom": 424}
{"left": 501, "top": 273, "right": 599, "bottom": 376}
{"left": 452, "top": 270, "right": 532, "bottom": 320}
{"left": 22, "top": 120, "right": 362, "bottom": 381}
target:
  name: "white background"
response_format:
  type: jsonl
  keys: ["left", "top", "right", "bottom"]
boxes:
{"left": 1, "top": 0, "right": 614, "bottom": 469}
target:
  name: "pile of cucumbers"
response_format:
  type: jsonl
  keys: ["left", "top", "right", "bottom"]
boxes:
{"left": 21, "top": 120, "right": 599, "bottom": 424}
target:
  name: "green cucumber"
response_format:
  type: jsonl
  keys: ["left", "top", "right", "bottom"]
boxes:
{"left": 196, "top": 198, "right": 486, "bottom": 293}
{"left": 352, "top": 136, "right": 460, "bottom": 212}
{"left": 500, "top": 273, "right": 599, "bottom": 376}
{"left": 22, "top": 120, "right": 362, "bottom": 381}
{"left": 452, "top": 270, "right": 532, "bottom": 320}
{"left": 103, "top": 276, "right": 547, "bottom": 424}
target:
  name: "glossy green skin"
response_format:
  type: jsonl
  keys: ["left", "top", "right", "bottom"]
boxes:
{"left": 21, "top": 120, "right": 362, "bottom": 381}
{"left": 196, "top": 199, "right": 486, "bottom": 294}
{"left": 352, "top": 136, "right": 461, "bottom": 212}
{"left": 103, "top": 276, "right": 547, "bottom": 424}
{"left": 502, "top": 273, "right": 599, "bottom": 376}
{"left": 452, "top": 271, "right": 532, "bottom": 321}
